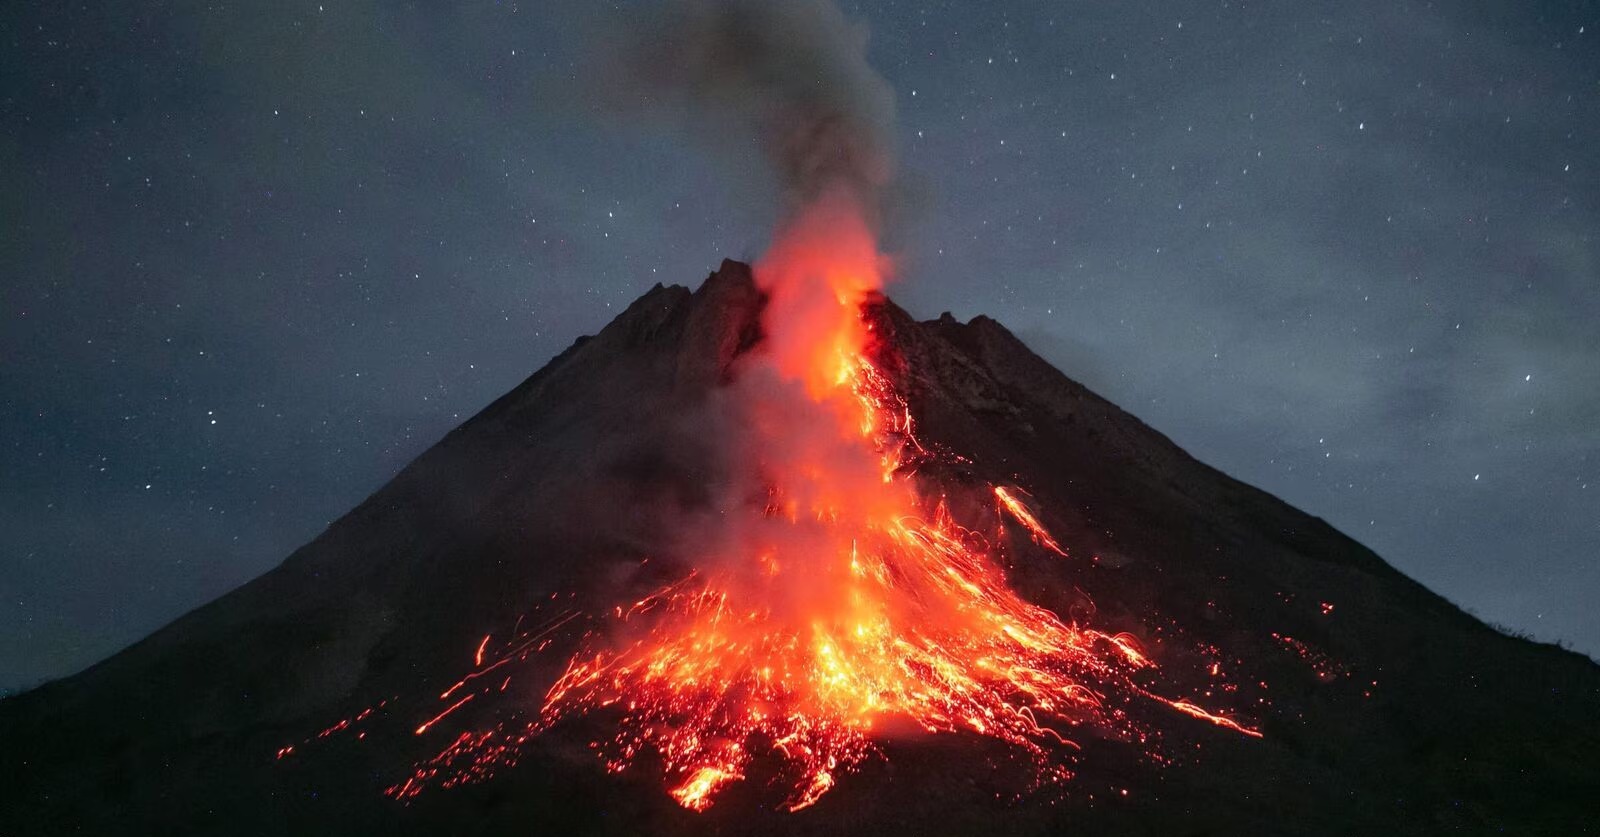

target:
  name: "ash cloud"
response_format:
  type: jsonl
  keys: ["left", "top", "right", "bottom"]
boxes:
{"left": 612, "top": 0, "right": 897, "bottom": 220}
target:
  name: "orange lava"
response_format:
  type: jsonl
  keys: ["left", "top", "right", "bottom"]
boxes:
{"left": 357, "top": 191, "right": 1261, "bottom": 812}
{"left": 521, "top": 190, "right": 1261, "bottom": 811}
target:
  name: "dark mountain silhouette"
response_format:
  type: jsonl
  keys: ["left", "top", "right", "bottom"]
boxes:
{"left": 4, "top": 260, "right": 1597, "bottom": 836}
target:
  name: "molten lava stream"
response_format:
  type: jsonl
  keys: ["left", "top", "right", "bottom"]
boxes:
{"left": 533, "top": 201, "right": 1247, "bottom": 812}
{"left": 387, "top": 198, "right": 1261, "bottom": 812}
{"left": 538, "top": 348, "right": 1144, "bottom": 812}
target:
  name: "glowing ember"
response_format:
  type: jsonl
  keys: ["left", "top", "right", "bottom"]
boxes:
{"left": 994, "top": 486, "right": 1069, "bottom": 557}
{"left": 672, "top": 766, "right": 742, "bottom": 812}
{"left": 1163, "top": 699, "right": 1265, "bottom": 739}
{"left": 362, "top": 191, "right": 1261, "bottom": 812}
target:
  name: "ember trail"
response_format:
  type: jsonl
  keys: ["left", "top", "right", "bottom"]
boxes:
{"left": 380, "top": 194, "right": 1261, "bottom": 812}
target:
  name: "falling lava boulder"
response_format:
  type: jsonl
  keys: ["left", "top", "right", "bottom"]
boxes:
{"left": 3, "top": 260, "right": 1598, "bottom": 836}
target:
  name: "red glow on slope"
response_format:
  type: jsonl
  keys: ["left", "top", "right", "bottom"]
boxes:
{"left": 517, "top": 191, "right": 1261, "bottom": 810}
{"left": 330, "top": 195, "right": 1264, "bottom": 813}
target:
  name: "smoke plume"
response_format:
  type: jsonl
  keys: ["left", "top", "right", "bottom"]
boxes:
{"left": 619, "top": 0, "right": 897, "bottom": 221}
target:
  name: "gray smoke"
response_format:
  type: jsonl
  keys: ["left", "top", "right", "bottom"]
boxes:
{"left": 617, "top": 0, "right": 896, "bottom": 219}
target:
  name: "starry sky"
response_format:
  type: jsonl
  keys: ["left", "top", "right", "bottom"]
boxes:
{"left": 3, "top": 1, "right": 1596, "bottom": 692}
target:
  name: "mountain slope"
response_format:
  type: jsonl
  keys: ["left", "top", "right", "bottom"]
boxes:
{"left": 4, "top": 260, "right": 1597, "bottom": 835}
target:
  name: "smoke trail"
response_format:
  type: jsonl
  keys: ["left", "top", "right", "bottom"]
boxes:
{"left": 619, "top": 0, "right": 896, "bottom": 221}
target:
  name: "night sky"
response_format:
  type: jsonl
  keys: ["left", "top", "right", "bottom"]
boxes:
{"left": 3, "top": 1, "right": 1596, "bottom": 692}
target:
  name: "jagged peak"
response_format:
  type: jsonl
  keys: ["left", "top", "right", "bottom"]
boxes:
{"left": 702, "top": 257, "right": 757, "bottom": 292}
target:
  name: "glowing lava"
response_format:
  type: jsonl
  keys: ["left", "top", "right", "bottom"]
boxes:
{"left": 357, "top": 193, "right": 1261, "bottom": 814}
{"left": 513, "top": 193, "right": 1257, "bottom": 811}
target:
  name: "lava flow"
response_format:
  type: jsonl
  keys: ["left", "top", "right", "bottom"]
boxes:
{"left": 367, "top": 192, "right": 1261, "bottom": 813}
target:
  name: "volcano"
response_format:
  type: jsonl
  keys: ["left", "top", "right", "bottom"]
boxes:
{"left": 3, "top": 260, "right": 1598, "bottom": 836}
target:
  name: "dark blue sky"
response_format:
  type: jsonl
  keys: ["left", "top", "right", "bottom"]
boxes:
{"left": 3, "top": 0, "right": 1597, "bottom": 691}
